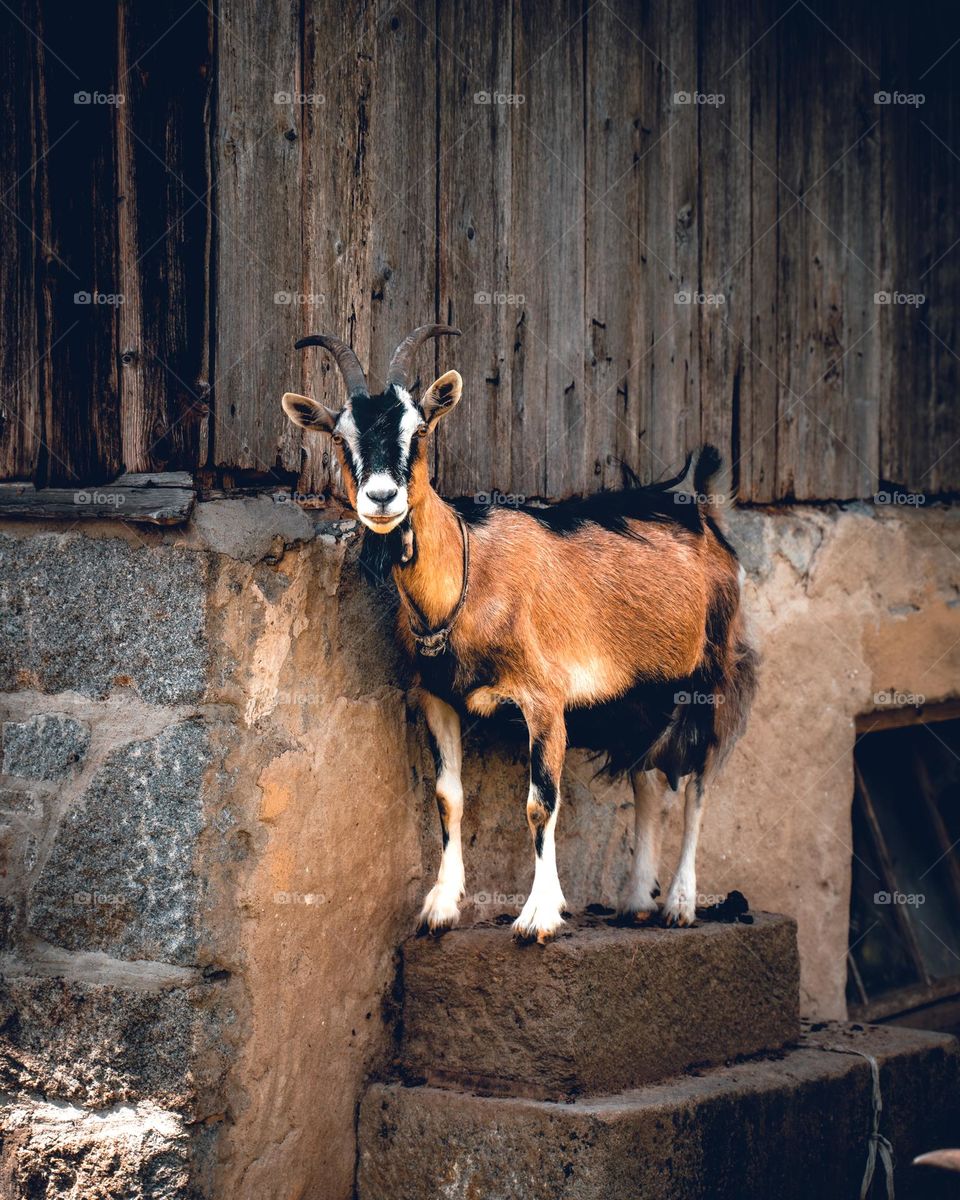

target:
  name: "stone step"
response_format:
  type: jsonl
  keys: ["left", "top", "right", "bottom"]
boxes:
{"left": 399, "top": 912, "right": 799, "bottom": 1098}
{"left": 360, "top": 1024, "right": 960, "bottom": 1200}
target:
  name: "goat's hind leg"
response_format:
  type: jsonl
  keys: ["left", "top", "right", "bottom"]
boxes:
{"left": 417, "top": 690, "right": 465, "bottom": 932}
{"left": 514, "top": 707, "right": 567, "bottom": 944}
{"left": 663, "top": 773, "right": 705, "bottom": 927}
{"left": 620, "top": 769, "right": 667, "bottom": 921}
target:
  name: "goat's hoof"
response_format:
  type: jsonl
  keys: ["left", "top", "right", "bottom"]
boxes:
{"left": 618, "top": 887, "right": 660, "bottom": 923}
{"left": 512, "top": 896, "right": 565, "bottom": 944}
{"left": 662, "top": 893, "right": 696, "bottom": 927}
{"left": 417, "top": 885, "right": 462, "bottom": 934}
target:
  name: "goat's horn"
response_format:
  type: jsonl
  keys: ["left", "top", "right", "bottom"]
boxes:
{"left": 914, "top": 1151, "right": 960, "bottom": 1172}
{"left": 386, "top": 324, "right": 461, "bottom": 390}
{"left": 295, "top": 334, "right": 369, "bottom": 400}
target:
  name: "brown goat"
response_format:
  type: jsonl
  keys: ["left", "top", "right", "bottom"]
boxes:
{"left": 282, "top": 325, "right": 757, "bottom": 942}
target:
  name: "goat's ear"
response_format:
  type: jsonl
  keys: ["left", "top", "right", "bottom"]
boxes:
{"left": 281, "top": 392, "right": 339, "bottom": 432}
{"left": 420, "top": 370, "right": 463, "bottom": 428}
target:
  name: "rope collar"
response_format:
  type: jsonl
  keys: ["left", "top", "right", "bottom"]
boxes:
{"left": 396, "top": 512, "right": 470, "bottom": 657}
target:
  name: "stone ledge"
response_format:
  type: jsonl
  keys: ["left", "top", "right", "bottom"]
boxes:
{"left": 400, "top": 912, "right": 800, "bottom": 1098}
{"left": 0, "top": 1096, "right": 200, "bottom": 1200}
{"left": 360, "top": 1024, "right": 960, "bottom": 1200}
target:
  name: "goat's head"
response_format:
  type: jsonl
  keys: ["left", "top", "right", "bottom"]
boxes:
{"left": 281, "top": 325, "right": 462, "bottom": 533}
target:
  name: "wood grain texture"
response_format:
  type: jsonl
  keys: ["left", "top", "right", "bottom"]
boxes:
{"left": 434, "top": 0, "right": 514, "bottom": 500}
{"left": 35, "top": 0, "right": 122, "bottom": 485}
{"left": 116, "top": 0, "right": 213, "bottom": 474}
{"left": 214, "top": 0, "right": 302, "bottom": 475}
{"left": 0, "top": 0, "right": 43, "bottom": 481}
{"left": 0, "top": 473, "right": 194, "bottom": 524}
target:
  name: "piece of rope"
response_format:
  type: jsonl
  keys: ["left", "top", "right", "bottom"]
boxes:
{"left": 819, "top": 1043, "right": 894, "bottom": 1200}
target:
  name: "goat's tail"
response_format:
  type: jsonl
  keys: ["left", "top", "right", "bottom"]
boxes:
{"left": 693, "top": 444, "right": 724, "bottom": 514}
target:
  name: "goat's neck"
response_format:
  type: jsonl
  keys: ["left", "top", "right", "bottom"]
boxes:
{"left": 395, "top": 488, "right": 464, "bottom": 628}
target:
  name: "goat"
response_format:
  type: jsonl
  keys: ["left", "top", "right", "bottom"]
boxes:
{"left": 282, "top": 325, "right": 757, "bottom": 943}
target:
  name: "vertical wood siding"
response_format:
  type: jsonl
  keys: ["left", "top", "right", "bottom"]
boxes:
{"left": 1, "top": 0, "right": 958, "bottom": 501}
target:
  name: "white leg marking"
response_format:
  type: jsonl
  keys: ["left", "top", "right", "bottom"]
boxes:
{"left": 663, "top": 775, "right": 705, "bottom": 927}
{"left": 418, "top": 693, "right": 465, "bottom": 932}
{"left": 513, "top": 784, "right": 566, "bottom": 942}
{"left": 620, "top": 770, "right": 666, "bottom": 920}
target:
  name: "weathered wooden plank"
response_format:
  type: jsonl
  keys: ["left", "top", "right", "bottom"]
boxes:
{"left": 0, "top": 0, "right": 42, "bottom": 482}
{"left": 510, "top": 0, "right": 585, "bottom": 500}
{"left": 0, "top": 475, "right": 195, "bottom": 524}
{"left": 603, "top": 0, "right": 699, "bottom": 490}
{"left": 35, "top": 0, "right": 122, "bottom": 485}
{"left": 434, "top": 0, "right": 514, "bottom": 500}
{"left": 365, "top": 1, "right": 439, "bottom": 396}
{"left": 296, "top": 0, "right": 377, "bottom": 499}
{"left": 697, "top": 0, "right": 757, "bottom": 504}
{"left": 214, "top": 0, "right": 302, "bottom": 475}
{"left": 582, "top": 0, "right": 647, "bottom": 494}
{"left": 774, "top": 0, "right": 880, "bottom": 500}
{"left": 116, "top": 0, "right": 213, "bottom": 474}
{"left": 879, "top": 3, "right": 960, "bottom": 496}
{"left": 734, "top": 0, "right": 781, "bottom": 502}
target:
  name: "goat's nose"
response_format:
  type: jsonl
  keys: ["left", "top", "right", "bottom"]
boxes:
{"left": 366, "top": 483, "right": 399, "bottom": 506}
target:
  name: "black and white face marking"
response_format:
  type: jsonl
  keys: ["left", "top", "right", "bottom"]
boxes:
{"left": 337, "top": 385, "right": 423, "bottom": 533}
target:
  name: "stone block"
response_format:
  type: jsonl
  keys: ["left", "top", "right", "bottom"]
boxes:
{"left": 2, "top": 714, "right": 90, "bottom": 780}
{"left": 0, "top": 532, "right": 207, "bottom": 704}
{"left": 27, "top": 720, "right": 211, "bottom": 965}
{"left": 359, "top": 1025, "right": 960, "bottom": 1200}
{"left": 400, "top": 913, "right": 800, "bottom": 1097}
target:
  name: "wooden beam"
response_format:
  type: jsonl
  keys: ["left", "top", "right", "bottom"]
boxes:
{"left": 0, "top": 473, "right": 195, "bottom": 525}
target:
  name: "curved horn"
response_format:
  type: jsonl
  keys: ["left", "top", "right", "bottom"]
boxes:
{"left": 386, "top": 324, "right": 461, "bottom": 390}
{"left": 295, "top": 334, "right": 369, "bottom": 400}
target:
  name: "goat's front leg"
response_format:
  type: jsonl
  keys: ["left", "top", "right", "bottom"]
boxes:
{"left": 513, "top": 705, "right": 567, "bottom": 944}
{"left": 663, "top": 773, "right": 705, "bottom": 927}
{"left": 417, "top": 690, "right": 465, "bottom": 932}
{"left": 620, "top": 769, "right": 668, "bottom": 920}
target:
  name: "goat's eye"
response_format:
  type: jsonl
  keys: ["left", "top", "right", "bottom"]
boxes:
{"left": 332, "top": 433, "right": 344, "bottom": 447}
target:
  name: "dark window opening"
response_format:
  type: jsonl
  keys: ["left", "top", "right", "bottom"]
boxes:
{"left": 847, "top": 705, "right": 960, "bottom": 1035}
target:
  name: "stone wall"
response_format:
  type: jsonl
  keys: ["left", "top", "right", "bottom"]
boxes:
{"left": 0, "top": 498, "right": 957, "bottom": 1198}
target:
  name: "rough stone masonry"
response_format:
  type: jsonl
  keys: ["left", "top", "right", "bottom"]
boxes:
{"left": 0, "top": 498, "right": 958, "bottom": 1199}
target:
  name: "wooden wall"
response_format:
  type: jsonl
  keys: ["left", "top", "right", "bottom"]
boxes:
{"left": 1, "top": 0, "right": 958, "bottom": 502}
